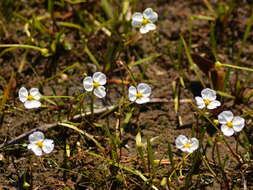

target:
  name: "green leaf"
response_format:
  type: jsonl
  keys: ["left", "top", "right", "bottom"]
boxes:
{"left": 129, "top": 53, "right": 161, "bottom": 67}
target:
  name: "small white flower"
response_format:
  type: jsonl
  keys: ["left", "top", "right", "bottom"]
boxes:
{"left": 28, "top": 131, "right": 54, "bottom": 156}
{"left": 128, "top": 83, "right": 151, "bottom": 104}
{"left": 195, "top": 88, "right": 221, "bottom": 109}
{"left": 18, "top": 87, "right": 42, "bottom": 109}
{"left": 175, "top": 135, "right": 199, "bottom": 153}
{"left": 218, "top": 111, "right": 245, "bottom": 136}
{"left": 131, "top": 8, "right": 158, "bottom": 34}
{"left": 83, "top": 72, "right": 107, "bottom": 98}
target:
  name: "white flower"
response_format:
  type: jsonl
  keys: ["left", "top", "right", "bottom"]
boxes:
{"left": 18, "top": 87, "right": 42, "bottom": 109}
{"left": 131, "top": 8, "right": 158, "bottom": 34}
{"left": 218, "top": 111, "right": 245, "bottom": 136}
{"left": 83, "top": 72, "right": 107, "bottom": 98}
{"left": 175, "top": 135, "right": 199, "bottom": 153}
{"left": 195, "top": 88, "right": 221, "bottom": 109}
{"left": 128, "top": 83, "right": 151, "bottom": 104}
{"left": 28, "top": 131, "right": 54, "bottom": 156}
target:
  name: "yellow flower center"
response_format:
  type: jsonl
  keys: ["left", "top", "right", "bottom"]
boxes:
{"left": 203, "top": 98, "right": 211, "bottom": 105}
{"left": 27, "top": 95, "right": 34, "bottom": 101}
{"left": 92, "top": 82, "right": 100, "bottom": 88}
{"left": 142, "top": 18, "right": 149, "bottom": 25}
{"left": 36, "top": 141, "right": 44, "bottom": 148}
{"left": 226, "top": 121, "right": 233, "bottom": 128}
{"left": 136, "top": 92, "right": 143, "bottom": 99}
{"left": 183, "top": 143, "right": 192, "bottom": 149}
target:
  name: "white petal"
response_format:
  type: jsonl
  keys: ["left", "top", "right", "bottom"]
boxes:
{"left": 27, "top": 143, "right": 34, "bottom": 150}
{"left": 29, "top": 131, "right": 45, "bottom": 143}
{"left": 175, "top": 135, "right": 188, "bottom": 149}
{"left": 232, "top": 116, "right": 245, "bottom": 132}
{"left": 207, "top": 100, "right": 221, "bottom": 109}
{"left": 140, "top": 25, "right": 150, "bottom": 34}
{"left": 83, "top": 76, "right": 94, "bottom": 91}
{"left": 93, "top": 72, "right": 106, "bottom": 85}
{"left": 19, "top": 87, "right": 28, "bottom": 103}
{"left": 221, "top": 125, "right": 234, "bottom": 136}
{"left": 201, "top": 88, "right": 216, "bottom": 101}
{"left": 137, "top": 83, "right": 151, "bottom": 97}
{"left": 136, "top": 97, "right": 150, "bottom": 104}
{"left": 29, "top": 88, "right": 42, "bottom": 100}
{"left": 132, "top": 12, "right": 143, "bottom": 27}
{"left": 143, "top": 8, "right": 158, "bottom": 23}
{"left": 132, "top": 12, "right": 143, "bottom": 22}
{"left": 94, "top": 86, "right": 106, "bottom": 98}
{"left": 132, "top": 20, "right": 142, "bottom": 27}
{"left": 28, "top": 144, "right": 43, "bottom": 156}
{"left": 180, "top": 147, "right": 192, "bottom": 153}
{"left": 190, "top": 138, "right": 199, "bottom": 152}
{"left": 128, "top": 86, "right": 137, "bottom": 102}
{"left": 24, "top": 100, "right": 41, "bottom": 109}
{"left": 145, "top": 23, "right": 156, "bottom": 31}
{"left": 195, "top": 97, "right": 205, "bottom": 109}
{"left": 42, "top": 139, "right": 54, "bottom": 154}
{"left": 218, "top": 111, "right": 234, "bottom": 124}
{"left": 232, "top": 116, "right": 245, "bottom": 125}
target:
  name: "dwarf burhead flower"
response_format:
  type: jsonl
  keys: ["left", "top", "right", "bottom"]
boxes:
{"left": 195, "top": 88, "right": 221, "bottom": 110}
{"left": 175, "top": 135, "right": 199, "bottom": 153}
{"left": 83, "top": 72, "right": 107, "bottom": 98}
{"left": 19, "top": 87, "right": 42, "bottom": 109}
{"left": 131, "top": 8, "right": 158, "bottom": 34}
{"left": 28, "top": 131, "right": 54, "bottom": 156}
{"left": 128, "top": 83, "right": 151, "bottom": 104}
{"left": 218, "top": 111, "right": 245, "bottom": 136}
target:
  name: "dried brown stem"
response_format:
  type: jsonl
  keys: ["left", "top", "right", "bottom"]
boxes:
{"left": 0, "top": 105, "right": 115, "bottom": 148}
{"left": 0, "top": 98, "right": 191, "bottom": 149}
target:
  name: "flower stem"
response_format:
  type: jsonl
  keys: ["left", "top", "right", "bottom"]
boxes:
{"left": 0, "top": 44, "right": 50, "bottom": 56}
{"left": 43, "top": 96, "right": 74, "bottom": 99}
{"left": 168, "top": 153, "right": 191, "bottom": 181}
{"left": 222, "top": 137, "right": 243, "bottom": 164}
{"left": 116, "top": 60, "right": 136, "bottom": 86}
{"left": 216, "top": 61, "right": 253, "bottom": 72}
{"left": 90, "top": 94, "right": 94, "bottom": 118}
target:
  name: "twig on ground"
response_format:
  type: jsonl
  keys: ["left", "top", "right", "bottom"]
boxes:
{"left": 0, "top": 98, "right": 192, "bottom": 149}
{"left": 0, "top": 105, "right": 115, "bottom": 149}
